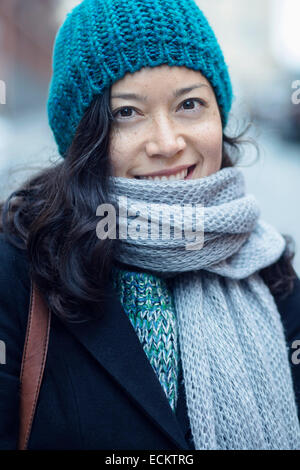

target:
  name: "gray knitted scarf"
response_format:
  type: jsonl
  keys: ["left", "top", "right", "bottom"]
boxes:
{"left": 106, "top": 167, "right": 300, "bottom": 450}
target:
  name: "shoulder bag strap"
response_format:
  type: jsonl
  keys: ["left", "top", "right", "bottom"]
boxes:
{"left": 18, "top": 279, "right": 51, "bottom": 450}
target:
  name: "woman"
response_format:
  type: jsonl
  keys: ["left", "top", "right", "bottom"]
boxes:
{"left": 0, "top": 0, "right": 300, "bottom": 450}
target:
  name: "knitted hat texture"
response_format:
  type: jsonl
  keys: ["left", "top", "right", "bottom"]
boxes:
{"left": 47, "top": 0, "right": 233, "bottom": 157}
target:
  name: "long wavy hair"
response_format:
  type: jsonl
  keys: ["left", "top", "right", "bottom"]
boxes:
{"left": 0, "top": 88, "right": 297, "bottom": 322}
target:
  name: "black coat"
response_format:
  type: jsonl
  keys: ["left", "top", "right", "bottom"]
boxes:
{"left": 0, "top": 232, "right": 299, "bottom": 450}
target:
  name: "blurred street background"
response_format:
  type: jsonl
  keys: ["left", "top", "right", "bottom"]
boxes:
{"left": 0, "top": 0, "right": 300, "bottom": 274}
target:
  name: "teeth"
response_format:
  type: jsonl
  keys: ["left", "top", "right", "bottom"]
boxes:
{"left": 140, "top": 168, "right": 189, "bottom": 181}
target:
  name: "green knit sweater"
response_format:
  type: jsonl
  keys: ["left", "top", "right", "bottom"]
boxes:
{"left": 111, "top": 263, "right": 180, "bottom": 412}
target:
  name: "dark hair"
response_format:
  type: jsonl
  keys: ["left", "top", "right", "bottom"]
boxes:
{"left": 0, "top": 88, "right": 297, "bottom": 322}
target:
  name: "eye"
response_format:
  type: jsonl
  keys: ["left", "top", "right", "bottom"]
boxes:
{"left": 179, "top": 98, "right": 205, "bottom": 112}
{"left": 112, "top": 107, "right": 137, "bottom": 120}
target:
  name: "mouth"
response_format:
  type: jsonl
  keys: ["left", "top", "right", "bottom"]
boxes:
{"left": 134, "top": 164, "right": 197, "bottom": 181}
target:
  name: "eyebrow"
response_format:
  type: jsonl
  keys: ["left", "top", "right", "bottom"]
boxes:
{"left": 111, "top": 83, "right": 209, "bottom": 102}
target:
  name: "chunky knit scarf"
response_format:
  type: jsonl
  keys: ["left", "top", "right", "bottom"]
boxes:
{"left": 106, "top": 167, "right": 300, "bottom": 450}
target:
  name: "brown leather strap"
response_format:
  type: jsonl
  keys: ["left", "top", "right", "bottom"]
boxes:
{"left": 18, "top": 280, "right": 51, "bottom": 450}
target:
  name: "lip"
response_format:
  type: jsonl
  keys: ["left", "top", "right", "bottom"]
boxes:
{"left": 135, "top": 164, "right": 196, "bottom": 178}
{"left": 185, "top": 164, "right": 197, "bottom": 180}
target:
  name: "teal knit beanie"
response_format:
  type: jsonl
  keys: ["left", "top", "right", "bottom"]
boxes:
{"left": 47, "top": 0, "right": 233, "bottom": 158}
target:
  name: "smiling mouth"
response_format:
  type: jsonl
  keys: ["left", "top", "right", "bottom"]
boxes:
{"left": 134, "top": 164, "right": 197, "bottom": 181}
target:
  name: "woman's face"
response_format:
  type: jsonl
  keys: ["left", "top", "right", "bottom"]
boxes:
{"left": 109, "top": 65, "right": 223, "bottom": 181}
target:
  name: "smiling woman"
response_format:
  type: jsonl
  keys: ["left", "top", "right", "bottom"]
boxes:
{"left": 109, "top": 66, "right": 223, "bottom": 181}
{"left": 0, "top": 0, "right": 300, "bottom": 452}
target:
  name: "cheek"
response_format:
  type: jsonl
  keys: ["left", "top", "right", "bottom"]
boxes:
{"left": 108, "top": 130, "right": 137, "bottom": 176}
{"left": 196, "top": 122, "right": 223, "bottom": 176}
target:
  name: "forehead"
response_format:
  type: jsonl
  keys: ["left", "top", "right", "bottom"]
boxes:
{"left": 111, "top": 65, "right": 211, "bottom": 91}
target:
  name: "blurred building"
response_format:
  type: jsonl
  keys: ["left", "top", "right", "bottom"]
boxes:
{"left": 270, "top": 0, "right": 300, "bottom": 73}
{"left": 198, "top": 0, "right": 300, "bottom": 140}
{"left": 198, "top": 0, "right": 277, "bottom": 99}
{"left": 0, "top": 0, "right": 60, "bottom": 117}
{"left": 0, "top": 0, "right": 82, "bottom": 197}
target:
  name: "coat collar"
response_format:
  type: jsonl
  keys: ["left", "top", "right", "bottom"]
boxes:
{"left": 62, "top": 276, "right": 189, "bottom": 450}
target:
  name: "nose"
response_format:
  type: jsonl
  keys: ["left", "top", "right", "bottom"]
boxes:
{"left": 145, "top": 116, "right": 186, "bottom": 158}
